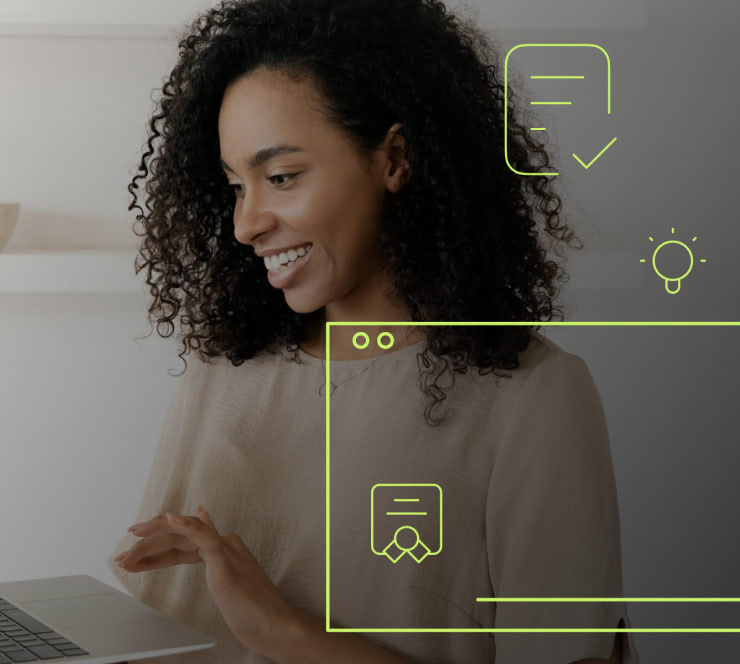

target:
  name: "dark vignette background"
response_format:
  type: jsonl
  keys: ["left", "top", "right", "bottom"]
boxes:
{"left": 331, "top": 0, "right": 740, "bottom": 661}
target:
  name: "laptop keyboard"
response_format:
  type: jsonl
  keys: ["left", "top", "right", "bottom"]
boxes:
{"left": 0, "top": 597, "right": 89, "bottom": 661}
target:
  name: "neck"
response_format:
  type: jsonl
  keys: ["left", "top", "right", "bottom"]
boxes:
{"left": 301, "top": 266, "right": 426, "bottom": 360}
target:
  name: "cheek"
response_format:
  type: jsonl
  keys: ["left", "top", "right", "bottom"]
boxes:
{"left": 293, "top": 186, "right": 382, "bottom": 272}
{"left": 305, "top": 245, "right": 358, "bottom": 290}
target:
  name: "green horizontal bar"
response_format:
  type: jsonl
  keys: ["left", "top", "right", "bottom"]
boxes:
{"left": 327, "top": 628, "right": 740, "bottom": 634}
{"left": 328, "top": 322, "right": 740, "bottom": 326}
{"left": 476, "top": 597, "right": 740, "bottom": 602}
{"left": 386, "top": 512, "right": 427, "bottom": 516}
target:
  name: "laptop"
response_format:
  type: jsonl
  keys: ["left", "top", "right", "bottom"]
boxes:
{"left": 0, "top": 575, "right": 216, "bottom": 662}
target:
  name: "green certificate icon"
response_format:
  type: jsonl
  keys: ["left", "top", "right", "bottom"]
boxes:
{"left": 371, "top": 483, "right": 443, "bottom": 564}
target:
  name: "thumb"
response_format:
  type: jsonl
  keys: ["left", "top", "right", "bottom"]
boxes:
{"left": 165, "top": 511, "right": 220, "bottom": 557}
{"left": 196, "top": 504, "right": 218, "bottom": 532}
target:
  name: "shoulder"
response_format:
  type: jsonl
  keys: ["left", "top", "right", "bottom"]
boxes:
{"left": 177, "top": 346, "right": 287, "bottom": 389}
{"left": 514, "top": 330, "right": 593, "bottom": 388}
{"left": 486, "top": 333, "right": 612, "bottom": 483}
{"left": 492, "top": 331, "right": 603, "bottom": 433}
{"left": 464, "top": 330, "right": 598, "bottom": 441}
{"left": 503, "top": 332, "right": 608, "bottom": 445}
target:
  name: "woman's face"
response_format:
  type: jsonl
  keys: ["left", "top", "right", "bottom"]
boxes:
{"left": 218, "top": 69, "right": 406, "bottom": 317}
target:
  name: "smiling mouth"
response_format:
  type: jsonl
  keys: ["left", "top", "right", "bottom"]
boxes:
{"left": 265, "top": 244, "right": 314, "bottom": 273}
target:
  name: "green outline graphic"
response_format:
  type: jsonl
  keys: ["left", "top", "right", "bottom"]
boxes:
{"left": 639, "top": 227, "right": 708, "bottom": 294}
{"left": 326, "top": 321, "right": 740, "bottom": 633}
{"left": 370, "top": 483, "right": 443, "bottom": 563}
{"left": 504, "top": 44, "right": 615, "bottom": 176}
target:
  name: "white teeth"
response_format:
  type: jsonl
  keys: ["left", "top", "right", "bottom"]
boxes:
{"left": 264, "top": 244, "right": 313, "bottom": 272}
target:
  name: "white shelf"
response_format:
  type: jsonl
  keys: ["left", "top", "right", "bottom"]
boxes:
{"left": 0, "top": 23, "right": 180, "bottom": 39}
{"left": 0, "top": 249, "right": 144, "bottom": 293}
{"left": 0, "top": 248, "right": 650, "bottom": 293}
{"left": 0, "top": 0, "right": 214, "bottom": 35}
{"left": 0, "top": 0, "right": 216, "bottom": 38}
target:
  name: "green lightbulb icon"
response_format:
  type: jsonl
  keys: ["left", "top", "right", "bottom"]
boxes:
{"left": 640, "top": 228, "right": 707, "bottom": 295}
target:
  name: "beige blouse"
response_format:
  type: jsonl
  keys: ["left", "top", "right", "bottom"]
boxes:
{"left": 107, "top": 330, "right": 640, "bottom": 664}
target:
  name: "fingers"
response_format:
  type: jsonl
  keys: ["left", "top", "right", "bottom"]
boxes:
{"left": 128, "top": 506, "right": 213, "bottom": 535}
{"left": 166, "top": 512, "right": 223, "bottom": 558}
{"left": 119, "top": 507, "right": 217, "bottom": 569}
{"left": 127, "top": 513, "right": 169, "bottom": 535}
{"left": 117, "top": 547, "right": 202, "bottom": 572}
{"left": 117, "top": 530, "right": 198, "bottom": 569}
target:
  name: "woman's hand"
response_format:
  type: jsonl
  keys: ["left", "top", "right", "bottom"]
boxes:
{"left": 114, "top": 506, "right": 298, "bottom": 657}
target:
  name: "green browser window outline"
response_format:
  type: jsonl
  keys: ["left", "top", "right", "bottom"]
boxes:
{"left": 324, "top": 320, "right": 740, "bottom": 634}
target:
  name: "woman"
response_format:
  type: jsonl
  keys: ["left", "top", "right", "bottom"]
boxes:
{"left": 107, "top": 0, "right": 639, "bottom": 662}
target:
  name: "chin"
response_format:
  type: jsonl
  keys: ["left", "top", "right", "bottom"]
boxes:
{"left": 283, "top": 292, "right": 325, "bottom": 316}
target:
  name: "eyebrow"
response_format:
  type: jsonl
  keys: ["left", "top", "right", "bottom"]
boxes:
{"left": 220, "top": 145, "right": 305, "bottom": 173}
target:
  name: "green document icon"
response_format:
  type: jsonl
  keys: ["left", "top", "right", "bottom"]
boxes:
{"left": 370, "top": 483, "right": 443, "bottom": 564}
{"left": 504, "top": 43, "right": 617, "bottom": 176}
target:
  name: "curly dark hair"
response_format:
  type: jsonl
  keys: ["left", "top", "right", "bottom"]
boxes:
{"left": 129, "top": 0, "right": 583, "bottom": 427}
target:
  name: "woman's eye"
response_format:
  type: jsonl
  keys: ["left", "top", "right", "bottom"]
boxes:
{"left": 227, "top": 173, "right": 296, "bottom": 196}
{"left": 267, "top": 173, "right": 297, "bottom": 187}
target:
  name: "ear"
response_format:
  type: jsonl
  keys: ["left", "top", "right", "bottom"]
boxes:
{"left": 382, "top": 122, "right": 411, "bottom": 191}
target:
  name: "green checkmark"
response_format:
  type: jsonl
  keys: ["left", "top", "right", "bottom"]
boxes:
{"left": 572, "top": 137, "right": 618, "bottom": 169}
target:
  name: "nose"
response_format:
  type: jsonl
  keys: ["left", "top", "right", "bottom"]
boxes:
{"left": 233, "top": 199, "right": 276, "bottom": 247}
